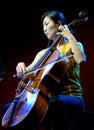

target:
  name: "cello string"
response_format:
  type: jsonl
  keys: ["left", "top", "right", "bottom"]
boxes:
{"left": 24, "top": 53, "right": 73, "bottom": 78}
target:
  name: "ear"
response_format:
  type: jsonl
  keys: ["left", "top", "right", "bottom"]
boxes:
{"left": 56, "top": 21, "right": 62, "bottom": 30}
{"left": 58, "top": 21, "right": 62, "bottom": 25}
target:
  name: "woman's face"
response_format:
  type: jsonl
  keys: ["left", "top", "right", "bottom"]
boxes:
{"left": 43, "top": 16, "right": 59, "bottom": 40}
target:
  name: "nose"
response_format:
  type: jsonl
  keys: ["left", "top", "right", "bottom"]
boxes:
{"left": 43, "top": 26, "right": 47, "bottom": 33}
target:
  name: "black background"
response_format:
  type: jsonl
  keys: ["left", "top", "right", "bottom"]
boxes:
{"left": 0, "top": 1, "right": 94, "bottom": 130}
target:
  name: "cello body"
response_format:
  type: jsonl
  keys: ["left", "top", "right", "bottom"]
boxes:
{"left": 2, "top": 36, "right": 69, "bottom": 128}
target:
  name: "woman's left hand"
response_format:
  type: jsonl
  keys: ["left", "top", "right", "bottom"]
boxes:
{"left": 57, "top": 25, "right": 73, "bottom": 39}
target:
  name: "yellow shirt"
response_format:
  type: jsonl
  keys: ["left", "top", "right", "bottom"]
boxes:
{"left": 57, "top": 43, "right": 83, "bottom": 98}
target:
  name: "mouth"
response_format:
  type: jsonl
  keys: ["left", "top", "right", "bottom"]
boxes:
{"left": 45, "top": 32, "right": 49, "bottom": 36}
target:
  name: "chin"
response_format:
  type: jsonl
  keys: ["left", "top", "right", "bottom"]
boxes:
{"left": 47, "top": 36, "right": 51, "bottom": 40}
{"left": 48, "top": 36, "right": 54, "bottom": 40}
{"left": 46, "top": 35, "right": 54, "bottom": 40}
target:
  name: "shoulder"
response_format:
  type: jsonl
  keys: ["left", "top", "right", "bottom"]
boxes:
{"left": 34, "top": 48, "right": 48, "bottom": 61}
{"left": 36, "top": 48, "right": 48, "bottom": 57}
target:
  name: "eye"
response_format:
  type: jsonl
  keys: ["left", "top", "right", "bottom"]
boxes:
{"left": 44, "top": 21, "right": 50, "bottom": 25}
{"left": 45, "top": 22, "right": 49, "bottom": 26}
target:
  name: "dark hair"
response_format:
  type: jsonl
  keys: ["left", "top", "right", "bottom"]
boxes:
{"left": 41, "top": 10, "right": 67, "bottom": 25}
{"left": 41, "top": 10, "right": 74, "bottom": 47}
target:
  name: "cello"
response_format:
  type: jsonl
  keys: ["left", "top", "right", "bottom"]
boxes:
{"left": 2, "top": 10, "right": 88, "bottom": 128}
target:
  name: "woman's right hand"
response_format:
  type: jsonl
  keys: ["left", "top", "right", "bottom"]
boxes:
{"left": 16, "top": 62, "right": 26, "bottom": 78}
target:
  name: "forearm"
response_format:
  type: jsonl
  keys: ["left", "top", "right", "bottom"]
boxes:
{"left": 68, "top": 35, "right": 86, "bottom": 64}
{"left": 58, "top": 25, "right": 86, "bottom": 64}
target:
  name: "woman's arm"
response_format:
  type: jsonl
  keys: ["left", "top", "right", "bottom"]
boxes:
{"left": 16, "top": 49, "right": 47, "bottom": 78}
{"left": 57, "top": 25, "right": 86, "bottom": 64}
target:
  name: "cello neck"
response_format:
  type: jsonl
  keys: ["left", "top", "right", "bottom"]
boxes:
{"left": 31, "top": 35, "right": 62, "bottom": 72}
